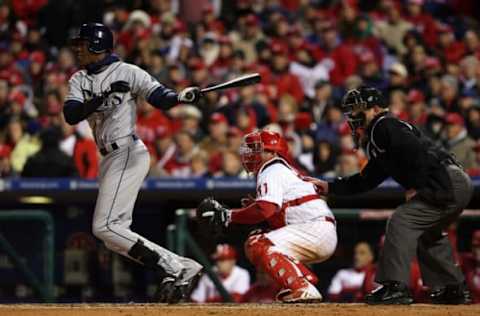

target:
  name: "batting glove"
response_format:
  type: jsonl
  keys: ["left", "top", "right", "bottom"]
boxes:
{"left": 178, "top": 86, "right": 201, "bottom": 104}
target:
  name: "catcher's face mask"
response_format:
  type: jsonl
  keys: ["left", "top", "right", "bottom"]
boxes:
{"left": 240, "top": 132, "right": 264, "bottom": 173}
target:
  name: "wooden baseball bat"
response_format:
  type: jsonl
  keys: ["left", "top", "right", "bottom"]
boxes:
{"left": 201, "top": 73, "right": 261, "bottom": 93}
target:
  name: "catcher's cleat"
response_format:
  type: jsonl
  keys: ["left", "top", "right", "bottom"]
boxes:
{"left": 277, "top": 282, "right": 323, "bottom": 303}
{"left": 430, "top": 283, "right": 472, "bottom": 305}
{"left": 365, "top": 281, "right": 413, "bottom": 305}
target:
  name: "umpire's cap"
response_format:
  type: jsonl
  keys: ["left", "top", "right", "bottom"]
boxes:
{"left": 71, "top": 23, "right": 113, "bottom": 54}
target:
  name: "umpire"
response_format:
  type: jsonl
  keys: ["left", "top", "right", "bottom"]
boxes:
{"left": 308, "top": 86, "right": 473, "bottom": 304}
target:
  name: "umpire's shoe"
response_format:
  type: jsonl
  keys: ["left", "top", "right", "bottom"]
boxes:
{"left": 365, "top": 281, "right": 414, "bottom": 305}
{"left": 430, "top": 283, "right": 472, "bottom": 305}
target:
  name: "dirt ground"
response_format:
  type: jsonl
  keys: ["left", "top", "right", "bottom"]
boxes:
{"left": 0, "top": 303, "right": 479, "bottom": 316}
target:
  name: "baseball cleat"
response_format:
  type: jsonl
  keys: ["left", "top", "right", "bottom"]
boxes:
{"left": 278, "top": 283, "right": 323, "bottom": 303}
{"left": 430, "top": 283, "right": 472, "bottom": 305}
{"left": 365, "top": 281, "right": 413, "bottom": 305}
{"left": 178, "top": 268, "right": 203, "bottom": 301}
{"left": 156, "top": 276, "right": 179, "bottom": 303}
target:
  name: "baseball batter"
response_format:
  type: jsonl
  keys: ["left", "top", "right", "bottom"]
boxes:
{"left": 63, "top": 23, "right": 202, "bottom": 302}
{"left": 197, "top": 130, "right": 337, "bottom": 303}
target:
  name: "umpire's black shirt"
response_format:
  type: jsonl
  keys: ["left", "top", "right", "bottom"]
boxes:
{"left": 330, "top": 111, "right": 455, "bottom": 205}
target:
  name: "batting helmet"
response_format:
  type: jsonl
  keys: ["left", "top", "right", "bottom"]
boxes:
{"left": 240, "top": 130, "right": 284, "bottom": 173}
{"left": 71, "top": 23, "right": 114, "bottom": 54}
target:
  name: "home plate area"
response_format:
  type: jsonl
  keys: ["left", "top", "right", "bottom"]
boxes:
{"left": 0, "top": 303, "right": 478, "bottom": 316}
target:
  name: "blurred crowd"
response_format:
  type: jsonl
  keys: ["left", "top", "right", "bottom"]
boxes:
{"left": 2, "top": 0, "right": 480, "bottom": 178}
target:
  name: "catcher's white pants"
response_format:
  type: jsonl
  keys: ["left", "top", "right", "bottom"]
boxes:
{"left": 266, "top": 220, "right": 337, "bottom": 264}
{"left": 92, "top": 139, "right": 195, "bottom": 276}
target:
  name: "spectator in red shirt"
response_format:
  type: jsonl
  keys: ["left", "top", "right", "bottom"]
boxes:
{"left": 136, "top": 96, "right": 170, "bottom": 153}
{"left": 437, "top": 23, "right": 466, "bottom": 65}
{"left": 318, "top": 21, "right": 357, "bottom": 87}
{"left": 200, "top": 112, "right": 229, "bottom": 173}
{"left": 200, "top": 4, "right": 225, "bottom": 35}
{"left": 351, "top": 14, "right": 384, "bottom": 68}
{"left": 0, "top": 142, "right": 12, "bottom": 177}
{"left": 73, "top": 134, "right": 98, "bottom": 179}
{"left": 404, "top": 0, "right": 438, "bottom": 47}
{"left": 268, "top": 42, "right": 304, "bottom": 104}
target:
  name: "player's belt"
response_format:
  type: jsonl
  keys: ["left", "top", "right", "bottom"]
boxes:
{"left": 99, "top": 134, "right": 138, "bottom": 156}
{"left": 282, "top": 194, "right": 336, "bottom": 225}
{"left": 282, "top": 194, "right": 321, "bottom": 208}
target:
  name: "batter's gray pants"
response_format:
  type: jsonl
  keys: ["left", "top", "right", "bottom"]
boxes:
{"left": 92, "top": 139, "right": 200, "bottom": 278}
{"left": 376, "top": 165, "right": 473, "bottom": 289}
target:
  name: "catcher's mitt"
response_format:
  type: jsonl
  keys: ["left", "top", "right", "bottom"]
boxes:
{"left": 196, "top": 197, "right": 231, "bottom": 233}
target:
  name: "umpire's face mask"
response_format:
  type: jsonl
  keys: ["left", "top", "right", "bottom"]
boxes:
{"left": 346, "top": 110, "right": 367, "bottom": 149}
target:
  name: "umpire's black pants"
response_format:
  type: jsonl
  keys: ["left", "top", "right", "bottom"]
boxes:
{"left": 376, "top": 165, "right": 473, "bottom": 289}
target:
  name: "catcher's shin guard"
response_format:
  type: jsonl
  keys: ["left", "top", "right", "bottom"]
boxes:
{"left": 293, "top": 259, "right": 318, "bottom": 285}
{"left": 245, "top": 234, "right": 311, "bottom": 291}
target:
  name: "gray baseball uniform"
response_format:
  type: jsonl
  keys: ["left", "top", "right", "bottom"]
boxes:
{"left": 65, "top": 59, "right": 201, "bottom": 279}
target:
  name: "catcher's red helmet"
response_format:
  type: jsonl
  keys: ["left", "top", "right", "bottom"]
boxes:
{"left": 212, "top": 244, "right": 237, "bottom": 261}
{"left": 240, "top": 130, "right": 284, "bottom": 173}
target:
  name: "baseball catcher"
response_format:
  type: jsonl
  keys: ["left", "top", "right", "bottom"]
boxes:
{"left": 197, "top": 130, "right": 337, "bottom": 303}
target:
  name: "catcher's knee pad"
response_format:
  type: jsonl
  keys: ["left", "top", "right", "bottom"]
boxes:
{"left": 244, "top": 233, "right": 273, "bottom": 265}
